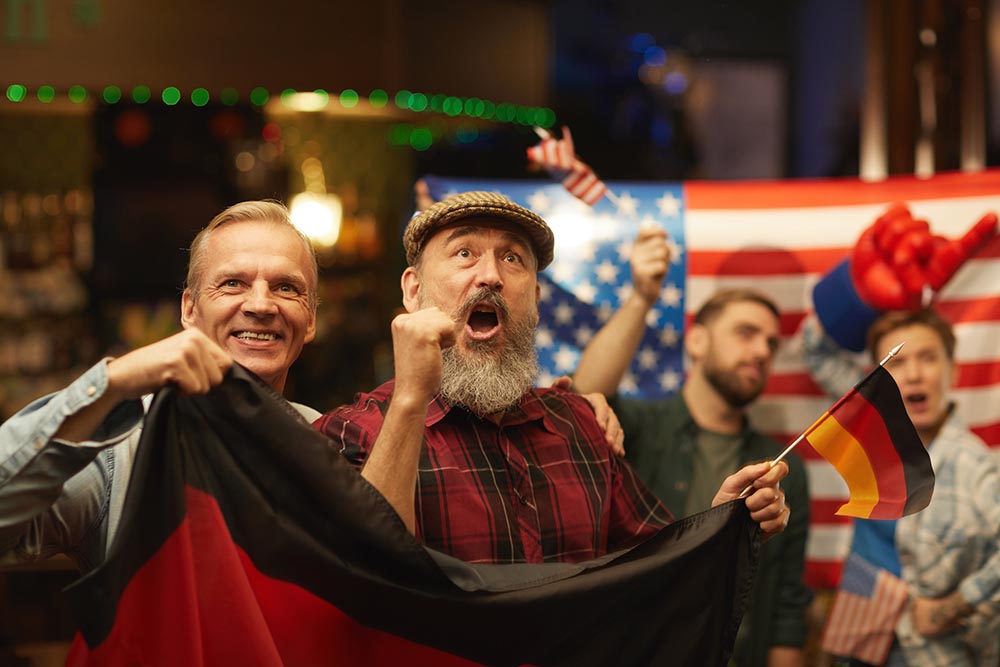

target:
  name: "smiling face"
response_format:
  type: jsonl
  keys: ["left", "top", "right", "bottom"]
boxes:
{"left": 401, "top": 218, "right": 540, "bottom": 414}
{"left": 687, "top": 300, "right": 780, "bottom": 408}
{"left": 875, "top": 323, "right": 956, "bottom": 439}
{"left": 181, "top": 219, "right": 317, "bottom": 393}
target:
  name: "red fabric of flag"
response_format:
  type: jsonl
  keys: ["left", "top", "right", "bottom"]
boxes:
{"left": 63, "top": 366, "right": 759, "bottom": 667}
{"left": 803, "top": 365, "right": 934, "bottom": 519}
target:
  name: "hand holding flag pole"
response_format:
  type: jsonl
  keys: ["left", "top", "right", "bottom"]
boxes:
{"left": 528, "top": 126, "right": 619, "bottom": 209}
{"left": 741, "top": 341, "right": 934, "bottom": 520}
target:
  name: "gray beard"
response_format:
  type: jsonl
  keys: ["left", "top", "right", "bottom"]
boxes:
{"left": 426, "top": 286, "right": 538, "bottom": 415}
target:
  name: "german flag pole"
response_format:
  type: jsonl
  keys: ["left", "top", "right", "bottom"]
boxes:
{"left": 739, "top": 341, "right": 933, "bottom": 521}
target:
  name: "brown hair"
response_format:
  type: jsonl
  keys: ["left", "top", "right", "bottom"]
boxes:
{"left": 866, "top": 308, "right": 956, "bottom": 362}
{"left": 693, "top": 288, "right": 781, "bottom": 326}
{"left": 185, "top": 200, "right": 319, "bottom": 310}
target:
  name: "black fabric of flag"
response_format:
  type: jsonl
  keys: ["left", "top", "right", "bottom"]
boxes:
{"left": 65, "top": 366, "right": 759, "bottom": 667}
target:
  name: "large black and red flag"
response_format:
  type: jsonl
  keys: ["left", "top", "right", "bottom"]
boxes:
{"left": 64, "top": 367, "right": 759, "bottom": 667}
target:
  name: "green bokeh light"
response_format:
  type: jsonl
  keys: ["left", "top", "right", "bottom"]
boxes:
{"left": 191, "top": 88, "right": 210, "bottom": 107}
{"left": 339, "top": 89, "right": 359, "bottom": 108}
{"left": 394, "top": 90, "right": 412, "bottom": 109}
{"left": 369, "top": 89, "right": 388, "bottom": 107}
{"left": 36, "top": 86, "right": 55, "bottom": 103}
{"left": 68, "top": 86, "right": 88, "bottom": 103}
{"left": 539, "top": 108, "right": 556, "bottom": 128}
{"left": 132, "top": 85, "right": 151, "bottom": 103}
{"left": 481, "top": 100, "right": 495, "bottom": 119}
{"left": 250, "top": 87, "right": 270, "bottom": 106}
{"left": 443, "top": 96, "right": 462, "bottom": 116}
{"left": 102, "top": 85, "right": 122, "bottom": 104}
{"left": 6, "top": 85, "right": 27, "bottom": 102}
{"left": 220, "top": 88, "right": 238, "bottom": 106}
{"left": 161, "top": 87, "right": 181, "bottom": 105}
{"left": 409, "top": 92, "right": 428, "bottom": 112}
{"left": 430, "top": 94, "right": 445, "bottom": 112}
{"left": 279, "top": 88, "right": 297, "bottom": 106}
{"left": 409, "top": 127, "right": 433, "bottom": 151}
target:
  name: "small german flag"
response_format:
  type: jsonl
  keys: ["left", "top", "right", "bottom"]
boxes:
{"left": 804, "top": 363, "right": 934, "bottom": 519}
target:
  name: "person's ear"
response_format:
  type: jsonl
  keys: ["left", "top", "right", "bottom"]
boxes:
{"left": 685, "top": 323, "right": 709, "bottom": 361}
{"left": 180, "top": 290, "right": 196, "bottom": 330}
{"left": 401, "top": 267, "right": 420, "bottom": 313}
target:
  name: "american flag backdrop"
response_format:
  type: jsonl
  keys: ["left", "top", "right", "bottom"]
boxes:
{"left": 422, "top": 171, "right": 1000, "bottom": 589}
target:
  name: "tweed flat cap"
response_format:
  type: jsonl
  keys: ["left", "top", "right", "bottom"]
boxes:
{"left": 404, "top": 191, "right": 555, "bottom": 269}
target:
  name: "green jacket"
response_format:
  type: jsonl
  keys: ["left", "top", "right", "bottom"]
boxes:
{"left": 613, "top": 393, "right": 812, "bottom": 667}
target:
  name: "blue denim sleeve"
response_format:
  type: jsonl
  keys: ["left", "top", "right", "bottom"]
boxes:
{"left": 0, "top": 360, "right": 143, "bottom": 556}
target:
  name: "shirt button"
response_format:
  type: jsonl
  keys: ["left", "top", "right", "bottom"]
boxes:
{"left": 33, "top": 438, "right": 44, "bottom": 451}
{"left": 86, "top": 386, "right": 97, "bottom": 397}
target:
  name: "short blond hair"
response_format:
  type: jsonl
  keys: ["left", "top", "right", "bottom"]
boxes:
{"left": 185, "top": 200, "right": 319, "bottom": 310}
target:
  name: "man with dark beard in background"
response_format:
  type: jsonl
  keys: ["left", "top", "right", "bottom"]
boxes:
{"left": 573, "top": 225, "right": 811, "bottom": 667}
{"left": 314, "top": 191, "right": 791, "bottom": 564}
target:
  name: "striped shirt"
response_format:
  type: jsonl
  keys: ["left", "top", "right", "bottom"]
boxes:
{"left": 314, "top": 381, "right": 673, "bottom": 564}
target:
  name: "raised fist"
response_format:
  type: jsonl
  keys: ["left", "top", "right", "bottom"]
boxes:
{"left": 851, "top": 204, "right": 997, "bottom": 311}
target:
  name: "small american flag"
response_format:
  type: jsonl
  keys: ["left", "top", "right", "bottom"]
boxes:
{"left": 526, "top": 127, "right": 609, "bottom": 206}
{"left": 821, "top": 552, "right": 909, "bottom": 664}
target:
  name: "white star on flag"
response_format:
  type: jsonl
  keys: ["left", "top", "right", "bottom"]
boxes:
{"left": 639, "top": 213, "right": 660, "bottom": 229}
{"left": 659, "top": 369, "right": 682, "bottom": 392}
{"left": 595, "top": 260, "right": 620, "bottom": 285}
{"left": 596, "top": 303, "right": 614, "bottom": 323}
{"left": 616, "top": 240, "right": 633, "bottom": 263}
{"left": 538, "top": 280, "right": 553, "bottom": 302}
{"left": 553, "top": 345, "right": 578, "bottom": 372}
{"left": 536, "top": 370, "right": 557, "bottom": 388}
{"left": 619, "top": 371, "right": 639, "bottom": 394}
{"left": 615, "top": 284, "right": 634, "bottom": 304}
{"left": 659, "top": 324, "right": 680, "bottom": 347}
{"left": 660, "top": 282, "right": 683, "bottom": 309}
{"left": 574, "top": 325, "right": 594, "bottom": 347}
{"left": 527, "top": 190, "right": 551, "bottom": 215}
{"left": 637, "top": 346, "right": 659, "bottom": 371}
{"left": 553, "top": 302, "right": 575, "bottom": 325}
{"left": 645, "top": 308, "right": 661, "bottom": 327}
{"left": 614, "top": 191, "right": 639, "bottom": 218}
{"left": 535, "top": 326, "right": 554, "bottom": 349}
{"left": 656, "top": 192, "right": 681, "bottom": 218}
{"left": 573, "top": 281, "right": 597, "bottom": 303}
{"left": 666, "top": 237, "right": 683, "bottom": 265}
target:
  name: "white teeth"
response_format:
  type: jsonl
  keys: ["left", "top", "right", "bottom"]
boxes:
{"left": 236, "top": 332, "right": 277, "bottom": 341}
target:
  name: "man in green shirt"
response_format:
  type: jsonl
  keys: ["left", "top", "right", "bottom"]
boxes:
{"left": 574, "top": 226, "right": 811, "bottom": 667}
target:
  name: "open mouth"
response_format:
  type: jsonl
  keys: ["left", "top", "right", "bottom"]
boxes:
{"left": 465, "top": 304, "right": 501, "bottom": 340}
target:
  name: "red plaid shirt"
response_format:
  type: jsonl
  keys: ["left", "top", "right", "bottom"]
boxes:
{"left": 314, "top": 381, "right": 673, "bottom": 564}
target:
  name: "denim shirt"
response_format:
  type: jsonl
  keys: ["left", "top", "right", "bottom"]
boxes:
{"left": 0, "top": 360, "right": 318, "bottom": 573}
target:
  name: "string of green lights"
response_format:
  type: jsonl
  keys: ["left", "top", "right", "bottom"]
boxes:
{"left": 2, "top": 84, "right": 557, "bottom": 128}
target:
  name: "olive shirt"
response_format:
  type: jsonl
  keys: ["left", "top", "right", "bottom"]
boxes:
{"left": 611, "top": 393, "right": 812, "bottom": 667}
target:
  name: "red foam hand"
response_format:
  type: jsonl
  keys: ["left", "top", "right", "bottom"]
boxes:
{"left": 925, "top": 212, "right": 998, "bottom": 290}
{"left": 851, "top": 204, "right": 998, "bottom": 311}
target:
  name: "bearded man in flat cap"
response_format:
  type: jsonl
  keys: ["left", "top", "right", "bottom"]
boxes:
{"left": 315, "top": 191, "right": 791, "bottom": 563}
